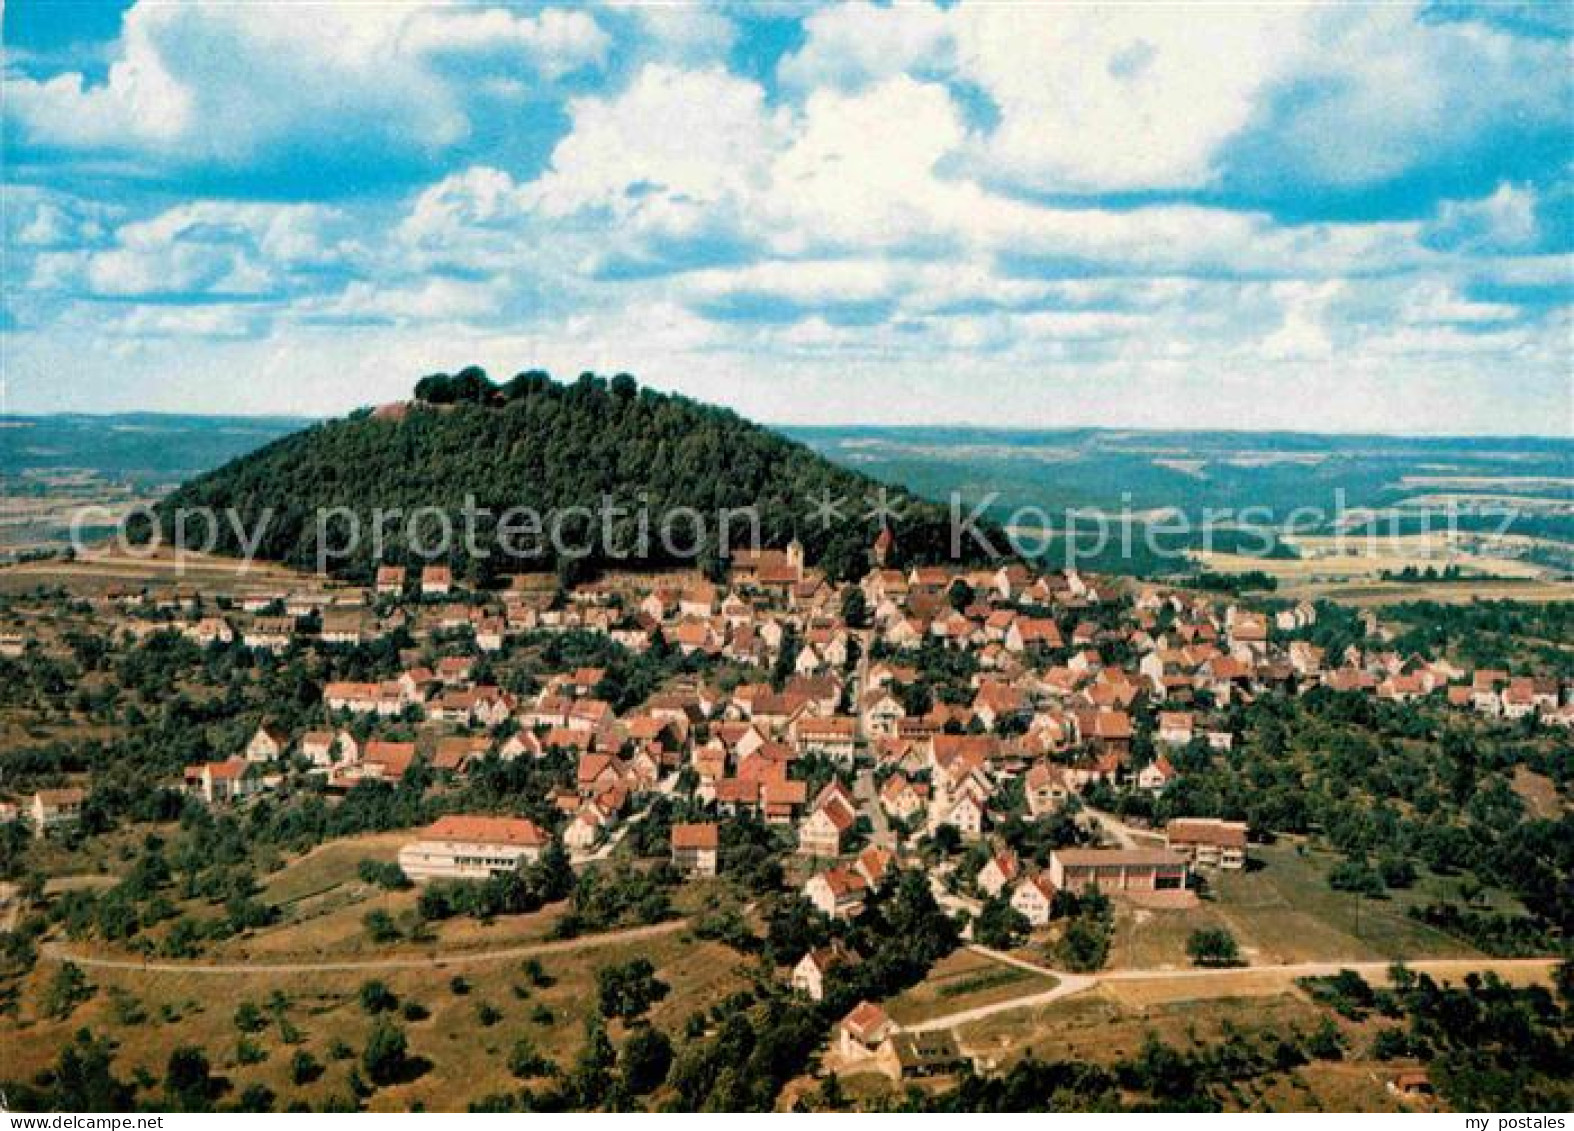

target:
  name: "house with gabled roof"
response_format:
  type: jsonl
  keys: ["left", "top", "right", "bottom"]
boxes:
{"left": 1166, "top": 817, "right": 1248, "bottom": 870}
{"left": 245, "top": 723, "right": 288, "bottom": 763}
{"left": 804, "top": 867, "right": 868, "bottom": 919}
{"left": 798, "top": 781, "right": 859, "bottom": 856}
{"left": 792, "top": 941, "right": 861, "bottom": 1002}
{"left": 791, "top": 714, "right": 859, "bottom": 762}
{"left": 1136, "top": 753, "right": 1177, "bottom": 793}
{"left": 1010, "top": 871, "right": 1056, "bottom": 926}
{"left": 838, "top": 1000, "right": 896, "bottom": 1058}
{"left": 977, "top": 848, "right": 1021, "bottom": 897}
{"left": 671, "top": 822, "right": 719, "bottom": 877}
{"left": 880, "top": 773, "right": 929, "bottom": 822}
{"left": 184, "top": 758, "right": 266, "bottom": 805}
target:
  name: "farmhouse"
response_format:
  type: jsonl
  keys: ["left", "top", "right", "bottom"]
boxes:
{"left": 375, "top": 565, "right": 406, "bottom": 595}
{"left": 977, "top": 849, "right": 1020, "bottom": 898}
{"left": 791, "top": 715, "right": 859, "bottom": 762}
{"left": 420, "top": 565, "right": 453, "bottom": 596}
{"left": 798, "top": 782, "right": 859, "bottom": 857}
{"left": 245, "top": 724, "right": 288, "bottom": 763}
{"left": 804, "top": 867, "right": 868, "bottom": 919}
{"left": 876, "top": 1030, "right": 968, "bottom": 1082}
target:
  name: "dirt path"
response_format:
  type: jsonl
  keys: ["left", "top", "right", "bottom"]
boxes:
{"left": 906, "top": 946, "right": 1094, "bottom": 1033}
{"left": 40, "top": 916, "right": 690, "bottom": 975}
{"left": 1102, "top": 956, "right": 1558, "bottom": 985}
{"left": 902, "top": 950, "right": 1558, "bottom": 1036}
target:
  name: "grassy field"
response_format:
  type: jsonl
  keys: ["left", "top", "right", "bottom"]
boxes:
{"left": 1107, "top": 842, "right": 1502, "bottom": 971}
{"left": 883, "top": 948, "right": 1056, "bottom": 1027}
{"left": 0, "top": 545, "right": 327, "bottom": 597}
{"left": 1192, "top": 527, "right": 1574, "bottom": 605}
{"left": 6, "top": 928, "right": 752, "bottom": 1111}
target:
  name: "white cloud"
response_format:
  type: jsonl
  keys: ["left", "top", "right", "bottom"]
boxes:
{"left": 775, "top": 1, "right": 1569, "bottom": 195}
{"left": 1399, "top": 281, "right": 1519, "bottom": 326}
{"left": 956, "top": 5, "right": 1311, "bottom": 192}
{"left": 1427, "top": 183, "right": 1541, "bottom": 252}
{"left": 31, "top": 201, "right": 356, "bottom": 298}
{"left": 321, "top": 277, "right": 505, "bottom": 324}
{"left": 402, "top": 6, "right": 609, "bottom": 78}
{"left": 767, "top": 77, "right": 970, "bottom": 254}
{"left": 1242, "top": 7, "right": 1570, "bottom": 189}
{"left": 2, "top": 2, "right": 607, "bottom": 166}
{"left": 531, "top": 65, "right": 784, "bottom": 217}
{"left": 399, "top": 166, "right": 536, "bottom": 250}
{"left": 778, "top": 1, "right": 952, "bottom": 90}
{"left": 5, "top": 3, "right": 1567, "bottom": 435}
{"left": 608, "top": 2, "right": 736, "bottom": 65}
{"left": 1259, "top": 280, "right": 1348, "bottom": 362}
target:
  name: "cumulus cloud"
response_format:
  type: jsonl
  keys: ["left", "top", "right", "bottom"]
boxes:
{"left": 778, "top": 1, "right": 953, "bottom": 91}
{"left": 30, "top": 202, "right": 357, "bottom": 299}
{"left": 4, "top": 2, "right": 1568, "bottom": 434}
{"left": 2, "top": 2, "right": 607, "bottom": 169}
{"left": 1427, "top": 183, "right": 1541, "bottom": 252}
{"left": 774, "top": 0, "right": 1569, "bottom": 197}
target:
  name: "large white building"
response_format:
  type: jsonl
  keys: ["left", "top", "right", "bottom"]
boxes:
{"left": 398, "top": 815, "right": 551, "bottom": 882}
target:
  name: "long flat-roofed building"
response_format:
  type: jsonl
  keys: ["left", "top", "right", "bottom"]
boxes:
{"left": 398, "top": 815, "right": 551, "bottom": 882}
{"left": 1048, "top": 847, "right": 1190, "bottom": 893}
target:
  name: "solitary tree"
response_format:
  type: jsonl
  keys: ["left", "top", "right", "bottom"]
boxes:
{"left": 1186, "top": 927, "right": 1244, "bottom": 968}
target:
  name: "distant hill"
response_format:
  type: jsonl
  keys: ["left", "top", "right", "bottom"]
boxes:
{"left": 788, "top": 425, "right": 1574, "bottom": 527}
{"left": 152, "top": 370, "right": 973, "bottom": 583}
{"left": 0, "top": 413, "right": 308, "bottom": 484}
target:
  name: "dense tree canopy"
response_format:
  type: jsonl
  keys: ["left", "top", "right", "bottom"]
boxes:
{"left": 153, "top": 368, "right": 996, "bottom": 583}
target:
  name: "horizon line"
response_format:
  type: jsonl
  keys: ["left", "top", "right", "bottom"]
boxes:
{"left": 3, "top": 407, "right": 1571, "bottom": 445}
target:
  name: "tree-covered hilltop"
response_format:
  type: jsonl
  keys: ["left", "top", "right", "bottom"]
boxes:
{"left": 151, "top": 367, "right": 991, "bottom": 583}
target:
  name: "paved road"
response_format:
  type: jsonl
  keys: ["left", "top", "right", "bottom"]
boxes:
{"left": 40, "top": 916, "right": 691, "bottom": 976}
{"left": 927, "top": 868, "right": 982, "bottom": 925}
{"left": 853, "top": 769, "right": 895, "bottom": 851}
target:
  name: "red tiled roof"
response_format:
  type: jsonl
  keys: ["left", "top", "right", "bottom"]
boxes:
{"left": 421, "top": 814, "right": 548, "bottom": 847}
{"left": 671, "top": 822, "right": 719, "bottom": 850}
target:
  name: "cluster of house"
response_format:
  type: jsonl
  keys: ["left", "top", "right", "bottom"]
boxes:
{"left": 17, "top": 536, "right": 1572, "bottom": 871}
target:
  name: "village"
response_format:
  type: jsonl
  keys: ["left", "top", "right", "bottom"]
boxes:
{"left": 2, "top": 523, "right": 1570, "bottom": 1102}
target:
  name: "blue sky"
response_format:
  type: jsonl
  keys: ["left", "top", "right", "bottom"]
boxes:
{"left": 3, "top": 1, "right": 1570, "bottom": 434}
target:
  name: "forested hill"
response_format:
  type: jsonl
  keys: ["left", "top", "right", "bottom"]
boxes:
{"left": 151, "top": 368, "right": 979, "bottom": 583}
